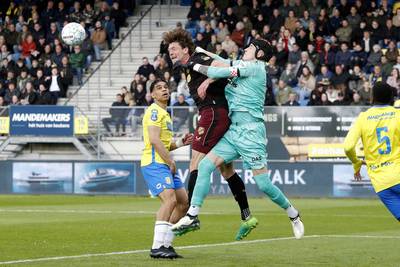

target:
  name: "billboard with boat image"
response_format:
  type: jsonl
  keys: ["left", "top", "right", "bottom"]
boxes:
{"left": 74, "top": 162, "right": 135, "bottom": 194}
{"left": 12, "top": 162, "right": 73, "bottom": 193}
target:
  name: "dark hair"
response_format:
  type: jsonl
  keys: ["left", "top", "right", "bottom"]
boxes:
{"left": 372, "top": 82, "right": 394, "bottom": 105}
{"left": 150, "top": 79, "right": 168, "bottom": 93}
{"left": 163, "top": 29, "right": 195, "bottom": 55}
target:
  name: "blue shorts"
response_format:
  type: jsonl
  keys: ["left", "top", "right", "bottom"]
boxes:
{"left": 377, "top": 183, "right": 400, "bottom": 220}
{"left": 141, "top": 162, "right": 184, "bottom": 196}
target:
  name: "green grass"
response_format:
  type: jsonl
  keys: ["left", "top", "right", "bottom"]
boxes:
{"left": 0, "top": 195, "right": 399, "bottom": 266}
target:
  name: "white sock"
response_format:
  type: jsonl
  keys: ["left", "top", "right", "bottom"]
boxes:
{"left": 286, "top": 205, "right": 299, "bottom": 219}
{"left": 152, "top": 221, "right": 168, "bottom": 249}
{"left": 187, "top": 205, "right": 200, "bottom": 216}
{"left": 164, "top": 223, "right": 175, "bottom": 248}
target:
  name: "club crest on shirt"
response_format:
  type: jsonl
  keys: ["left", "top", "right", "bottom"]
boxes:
{"left": 165, "top": 176, "right": 171, "bottom": 184}
{"left": 197, "top": 127, "right": 205, "bottom": 135}
{"left": 151, "top": 109, "right": 158, "bottom": 121}
{"left": 186, "top": 74, "right": 191, "bottom": 83}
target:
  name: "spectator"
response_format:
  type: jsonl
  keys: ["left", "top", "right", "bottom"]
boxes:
{"left": 36, "top": 83, "right": 52, "bottom": 105}
{"left": 59, "top": 56, "right": 73, "bottom": 97}
{"left": 319, "top": 42, "right": 336, "bottom": 70}
{"left": 215, "top": 43, "right": 228, "bottom": 59}
{"left": 137, "top": 57, "right": 155, "bottom": 80}
{"left": 333, "top": 92, "right": 347, "bottom": 105}
{"left": 102, "top": 94, "right": 128, "bottom": 136}
{"left": 325, "top": 84, "right": 339, "bottom": 103}
{"left": 206, "top": 34, "right": 218, "bottom": 53}
{"left": 121, "top": 86, "right": 133, "bottom": 104}
{"left": 33, "top": 69, "right": 45, "bottom": 90}
{"left": 270, "top": 9, "right": 284, "bottom": 34}
{"left": 267, "top": 56, "right": 280, "bottom": 84}
{"left": 231, "top": 22, "right": 245, "bottom": 48}
{"left": 145, "top": 73, "right": 156, "bottom": 93}
{"left": 349, "top": 43, "right": 367, "bottom": 69}
{"left": 369, "top": 65, "right": 383, "bottom": 86}
{"left": 279, "top": 29, "right": 296, "bottom": 52}
{"left": 321, "top": 93, "right": 331, "bottom": 106}
{"left": 283, "top": 92, "right": 300, "bottom": 106}
{"left": 275, "top": 80, "right": 293, "bottom": 106}
{"left": 69, "top": 46, "right": 85, "bottom": 86}
{"left": 308, "top": 84, "right": 324, "bottom": 106}
{"left": 295, "top": 52, "right": 315, "bottom": 78}
{"left": 387, "top": 68, "right": 400, "bottom": 92}
{"left": 361, "top": 30, "right": 373, "bottom": 54}
{"left": 335, "top": 19, "right": 352, "bottom": 44}
{"left": 385, "top": 40, "right": 399, "bottom": 64}
{"left": 51, "top": 45, "right": 65, "bottom": 68}
{"left": 284, "top": 10, "right": 298, "bottom": 34}
{"left": 366, "top": 44, "right": 383, "bottom": 73}
{"left": 359, "top": 81, "right": 372, "bottom": 105}
{"left": 20, "top": 82, "right": 38, "bottom": 105}
{"left": 187, "top": 0, "right": 204, "bottom": 29}
{"left": 280, "top": 63, "right": 297, "bottom": 87}
{"left": 46, "top": 22, "right": 59, "bottom": 45}
{"left": 103, "top": 15, "right": 116, "bottom": 50}
{"left": 91, "top": 21, "right": 107, "bottom": 61}
{"left": 15, "top": 67, "right": 28, "bottom": 88}
{"left": 133, "top": 83, "right": 147, "bottom": 106}
{"left": 351, "top": 92, "right": 363, "bottom": 105}
{"left": 222, "top": 7, "right": 237, "bottom": 33}
{"left": 296, "top": 66, "right": 316, "bottom": 104}
{"left": 216, "top": 21, "right": 229, "bottom": 43}
{"left": 21, "top": 34, "right": 37, "bottom": 68}
{"left": 46, "top": 66, "right": 62, "bottom": 104}
{"left": 232, "top": 0, "right": 249, "bottom": 21}
{"left": 83, "top": 3, "right": 96, "bottom": 27}
{"left": 130, "top": 73, "right": 144, "bottom": 93}
{"left": 349, "top": 65, "right": 366, "bottom": 92}
{"left": 10, "top": 94, "right": 20, "bottom": 105}
{"left": 4, "top": 82, "right": 20, "bottom": 104}
{"left": 331, "top": 65, "right": 351, "bottom": 89}
{"left": 194, "top": 32, "right": 208, "bottom": 49}
{"left": 221, "top": 35, "right": 238, "bottom": 57}
{"left": 172, "top": 94, "right": 189, "bottom": 131}
{"left": 381, "top": 56, "right": 393, "bottom": 80}
{"left": 335, "top": 42, "right": 352, "bottom": 69}
{"left": 347, "top": 6, "right": 361, "bottom": 30}
{"left": 316, "top": 65, "right": 333, "bottom": 84}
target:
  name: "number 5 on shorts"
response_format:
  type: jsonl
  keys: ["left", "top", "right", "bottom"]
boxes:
{"left": 376, "top": 126, "right": 391, "bottom": 155}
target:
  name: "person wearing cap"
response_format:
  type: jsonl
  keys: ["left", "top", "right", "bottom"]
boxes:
{"left": 344, "top": 82, "right": 400, "bottom": 222}
{"left": 172, "top": 39, "right": 304, "bottom": 240}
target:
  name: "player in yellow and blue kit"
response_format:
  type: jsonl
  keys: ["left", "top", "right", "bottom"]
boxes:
{"left": 141, "top": 79, "right": 193, "bottom": 259}
{"left": 172, "top": 40, "right": 304, "bottom": 239}
{"left": 344, "top": 82, "right": 400, "bottom": 221}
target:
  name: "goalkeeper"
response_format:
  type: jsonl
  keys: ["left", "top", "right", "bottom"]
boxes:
{"left": 172, "top": 39, "right": 304, "bottom": 239}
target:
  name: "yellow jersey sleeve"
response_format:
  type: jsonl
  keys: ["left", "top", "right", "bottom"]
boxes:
{"left": 344, "top": 113, "right": 363, "bottom": 172}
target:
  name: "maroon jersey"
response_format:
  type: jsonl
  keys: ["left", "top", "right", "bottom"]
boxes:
{"left": 182, "top": 52, "right": 228, "bottom": 110}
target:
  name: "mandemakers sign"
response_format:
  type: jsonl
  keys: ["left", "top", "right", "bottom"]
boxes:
{"left": 172, "top": 161, "right": 333, "bottom": 197}
{"left": 10, "top": 106, "right": 74, "bottom": 136}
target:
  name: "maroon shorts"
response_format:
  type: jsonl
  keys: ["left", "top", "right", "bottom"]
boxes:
{"left": 192, "top": 106, "right": 230, "bottom": 154}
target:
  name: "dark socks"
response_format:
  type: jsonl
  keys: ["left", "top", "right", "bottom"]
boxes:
{"left": 227, "top": 173, "right": 251, "bottom": 220}
{"left": 187, "top": 170, "right": 198, "bottom": 203}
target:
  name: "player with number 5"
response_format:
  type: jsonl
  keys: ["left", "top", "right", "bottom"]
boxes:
{"left": 344, "top": 82, "right": 400, "bottom": 221}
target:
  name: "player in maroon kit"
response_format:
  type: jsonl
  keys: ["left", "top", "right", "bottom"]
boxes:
{"left": 164, "top": 29, "right": 257, "bottom": 240}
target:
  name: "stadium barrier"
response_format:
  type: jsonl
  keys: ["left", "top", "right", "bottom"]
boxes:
{"left": 0, "top": 160, "right": 376, "bottom": 198}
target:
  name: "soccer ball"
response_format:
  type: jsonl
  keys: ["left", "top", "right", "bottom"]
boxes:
{"left": 61, "top": 22, "right": 86, "bottom": 46}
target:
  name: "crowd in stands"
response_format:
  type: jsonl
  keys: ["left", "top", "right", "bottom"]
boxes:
{"left": 124, "top": 0, "right": 400, "bottom": 112}
{"left": 0, "top": 0, "right": 129, "bottom": 108}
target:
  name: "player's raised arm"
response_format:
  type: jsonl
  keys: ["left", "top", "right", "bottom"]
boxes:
{"left": 344, "top": 115, "right": 364, "bottom": 176}
{"left": 191, "top": 62, "right": 254, "bottom": 79}
{"left": 195, "top": 47, "right": 231, "bottom": 65}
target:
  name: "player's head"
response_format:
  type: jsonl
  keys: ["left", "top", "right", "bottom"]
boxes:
{"left": 372, "top": 82, "right": 394, "bottom": 105}
{"left": 243, "top": 39, "right": 273, "bottom": 62}
{"left": 164, "top": 29, "right": 195, "bottom": 64}
{"left": 150, "top": 79, "right": 170, "bottom": 104}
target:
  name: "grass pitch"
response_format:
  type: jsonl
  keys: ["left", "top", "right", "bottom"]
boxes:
{"left": 0, "top": 195, "right": 399, "bottom": 266}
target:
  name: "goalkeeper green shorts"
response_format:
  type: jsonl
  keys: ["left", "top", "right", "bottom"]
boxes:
{"left": 211, "top": 121, "right": 267, "bottom": 170}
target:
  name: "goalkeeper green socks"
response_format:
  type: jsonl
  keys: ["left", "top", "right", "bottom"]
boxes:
{"left": 254, "top": 172, "right": 290, "bottom": 209}
{"left": 190, "top": 157, "right": 216, "bottom": 208}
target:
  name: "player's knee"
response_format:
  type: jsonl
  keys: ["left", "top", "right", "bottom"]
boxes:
{"left": 219, "top": 163, "right": 235, "bottom": 179}
{"left": 163, "top": 191, "right": 177, "bottom": 207}
{"left": 198, "top": 157, "right": 216, "bottom": 176}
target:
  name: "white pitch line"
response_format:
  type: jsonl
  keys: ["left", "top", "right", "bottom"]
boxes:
{"left": 0, "top": 209, "right": 392, "bottom": 218}
{"left": 1, "top": 235, "right": 400, "bottom": 265}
